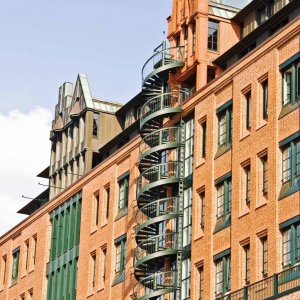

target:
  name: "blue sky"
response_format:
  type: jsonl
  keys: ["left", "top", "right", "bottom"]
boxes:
{"left": 0, "top": 0, "right": 247, "bottom": 114}
{"left": 0, "top": 0, "right": 248, "bottom": 235}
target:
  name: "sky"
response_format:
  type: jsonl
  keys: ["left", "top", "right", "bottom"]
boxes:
{"left": 0, "top": 0, "right": 248, "bottom": 235}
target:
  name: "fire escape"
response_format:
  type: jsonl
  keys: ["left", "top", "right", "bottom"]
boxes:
{"left": 133, "top": 42, "right": 185, "bottom": 300}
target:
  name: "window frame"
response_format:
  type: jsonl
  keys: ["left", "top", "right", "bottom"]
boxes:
{"left": 281, "top": 56, "right": 300, "bottom": 107}
{"left": 215, "top": 255, "right": 231, "bottom": 297}
{"left": 216, "top": 178, "right": 231, "bottom": 222}
{"left": 217, "top": 106, "right": 232, "bottom": 148}
{"left": 113, "top": 235, "right": 126, "bottom": 285}
{"left": 262, "top": 79, "right": 268, "bottom": 119}
{"left": 11, "top": 248, "right": 20, "bottom": 284}
{"left": 117, "top": 174, "right": 129, "bottom": 213}
{"left": 208, "top": 19, "right": 219, "bottom": 52}
{"left": 92, "top": 113, "right": 99, "bottom": 138}
{"left": 282, "top": 222, "right": 300, "bottom": 268}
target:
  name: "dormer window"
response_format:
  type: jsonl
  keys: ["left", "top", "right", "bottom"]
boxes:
{"left": 257, "top": 1, "right": 274, "bottom": 25}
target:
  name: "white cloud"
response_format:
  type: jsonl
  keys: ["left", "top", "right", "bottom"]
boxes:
{"left": 0, "top": 107, "right": 52, "bottom": 236}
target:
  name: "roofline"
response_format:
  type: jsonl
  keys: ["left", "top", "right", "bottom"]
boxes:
{"left": 214, "top": 0, "right": 298, "bottom": 68}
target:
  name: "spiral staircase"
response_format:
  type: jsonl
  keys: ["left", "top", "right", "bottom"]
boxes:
{"left": 133, "top": 42, "right": 185, "bottom": 300}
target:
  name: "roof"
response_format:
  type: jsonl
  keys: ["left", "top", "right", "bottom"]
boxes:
{"left": 209, "top": 1, "right": 240, "bottom": 19}
{"left": 92, "top": 98, "right": 122, "bottom": 114}
{"left": 115, "top": 91, "right": 144, "bottom": 118}
{"left": 232, "top": 0, "right": 265, "bottom": 24}
{"left": 213, "top": 0, "right": 298, "bottom": 68}
{"left": 17, "top": 189, "right": 49, "bottom": 215}
{"left": 37, "top": 166, "right": 49, "bottom": 179}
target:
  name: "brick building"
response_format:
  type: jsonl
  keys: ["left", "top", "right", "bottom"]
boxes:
{"left": 0, "top": 0, "right": 300, "bottom": 299}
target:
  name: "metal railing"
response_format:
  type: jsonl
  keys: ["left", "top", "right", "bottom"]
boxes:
{"left": 140, "top": 127, "right": 182, "bottom": 155}
{"left": 142, "top": 46, "right": 184, "bottom": 82}
{"left": 216, "top": 264, "right": 300, "bottom": 300}
{"left": 140, "top": 92, "right": 183, "bottom": 125}
{"left": 136, "top": 197, "right": 181, "bottom": 225}
{"left": 135, "top": 232, "right": 179, "bottom": 262}
{"left": 133, "top": 271, "right": 178, "bottom": 299}
{"left": 137, "top": 161, "right": 183, "bottom": 195}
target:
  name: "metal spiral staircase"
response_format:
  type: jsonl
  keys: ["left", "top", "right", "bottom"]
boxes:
{"left": 133, "top": 42, "right": 185, "bottom": 300}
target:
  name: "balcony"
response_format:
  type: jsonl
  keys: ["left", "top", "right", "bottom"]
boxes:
{"left": 216, "top": 264, "right": 300, "bottom": 300}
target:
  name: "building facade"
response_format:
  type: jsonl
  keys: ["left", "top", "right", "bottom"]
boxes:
{"left": 1, "top": 0, "right": 300, "bottom": 299}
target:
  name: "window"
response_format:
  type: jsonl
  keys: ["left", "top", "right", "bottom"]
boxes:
{"left": 245, "top": 91, "right": 251, "bottom": 130}
{"left": 216, "top": 177, "right": 231, "bottom": 222}
{"left": 183, "top": 187, "right": 192, "bottom": 247}
{"left": 283, "top": 68, "right": 292, "bottom": 105}
{"left": 184, "top": 118, "right": 194, "bottom": 177}
{"left": 181, "top": 258, "right": 191, "bottom": 300}
{"left": 89, "top": 253, "right": 96, "bottom": 291}
{"left": 31, "top": 235, "right": 37, "bottom": 267}
{"left": 282, "top": 222, "right": 300, "bottom": 267}
{"left": 257, "top": 1, "right": 274, "bottom": 25}
{"left": 282, "top": 145, "right": 292, "bottom": 183}
{"left": 208, "top": 20, "right": 219, "bottom": 51}
{"left": 20, "top": 293, "right": 25, "bottom": 300}
{"left": 93, "top": 193, "right": 99, "bottom": 228}
{"left": 198, "top": 266, "right": 204, "bottom": 300}
{"left": 261, "top": 236, "right": 268, "bottom": 276}
{"left": 244, "top": 165, "right": 251, "bottom": 205}
{"left": 244, "top": 244, "right": 250, "bottom": 285}
{"left": 92, "top": 113, "right": 99, "bottom": 137}
{"left": 281, "top": 138, "right": 300, "bottom": 185}
{"left": 262, "top": 80, "right": 268, "bottom": 119}
{"left": 217, "top": 105, "right": 232, "bottom": 148}
{"left": 118, "top": 174, "right": 129, "bottom": 213}
{"left": 100, "top": 247, "right": 107, "bottom": 287}
{"left": 184, "top": 26, "right": 188, "bottom": 60}
{"left": 200, "top": 120, "right": 206, "bottom": 159}
{"left": 104, "top": 187, "right": 110, "bottom": 222}
{"left": 192, "top": 22, "right": 196, "bottom": 53}
{"left": 281, "top": 57, "right": 300, "bottom": 106}
{"left": 1, "top": 255, "right": 6, "bottom": 286}
{"left": 24, "top": 241, "right": 29, "bottom": 273}
{"left": 200, "top": 192, "right": 205, "bottom": 228}
{"left": 11, "top": 248, "right": 20, "bottom": 284}
{"left": 114, "top": 235, "right": 126, "bottom": 283}
{"left": 215, "top": 254, "right": 230, "bottom": 297}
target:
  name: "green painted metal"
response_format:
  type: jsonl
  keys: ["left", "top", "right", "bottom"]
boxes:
{"left": 47, "top": 192, "right": 81, "bottom": 300}
{"left": 134, "top": 43, "right": 185, "bottom": 300}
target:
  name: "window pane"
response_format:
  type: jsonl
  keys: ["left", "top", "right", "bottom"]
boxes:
{"left": 282, "top": 146, "right": 292, "bottom": 182}
{"left": 282, "top": 228, "right": 292, "bottom": 266}
{"left": 216, "top": 260, "right": 223, "bottom": 295}
{"left": 217, "top": 184, "right": 224, "bottom": 218}
{"left": 296, "top": 141, "right": 300, "bottom": 177}
{"left": 218, "top": 113, "right": 226, "bottom": 146}
{"left": 283, "top": 69, "right": 292, "bottom": 105}
{"left": 208, "top": 20, "right": 219, "bottom": 51}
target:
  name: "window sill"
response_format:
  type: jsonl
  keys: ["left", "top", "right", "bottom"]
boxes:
{"left": 9, "top": 281, "right": 17, "bottom": 288}
{"left": 214, "top": 216, "right": 231, "bottom": 234}
{"left": 215, "top": 144, "right": 231, "bottom": 160}
{"left": 278, "top": 100, "right": 300, "bottom": 119}
{"left": 97, "top": 285, "right": 105, "bottom": 292}
{"left": 87, "top": 290, "right": 95, "bottom": 298}
{"left": 238, "top": 209, "right": 250, "bottom": 219}
{"left": 194, "top": 230, "right": 204, "bottom": 241}
{"left": 114, "top": 208, "right": 128, "bottom": 221}
{"left": 240, "top": 131, "right": 250, "bottom": 142}
{"left": 90, "top": 227, "right": 97, "bottom": 235}
{"left": 278, "top": 178, "right": 300, "bottom": 200}
{"left": 256, "top": 121, "right": 268, "bottom": 131}
{"left": 112, "top": 272, "right": 125, "bottom": 287}
{"left": 195, "top": 159, "right": 206, "bottom": 169}
{"left": 255, "top": 199, "right": 267, "bottom": 210}
{"left": 100, "top": 221, "right": 108, "bottom": 229}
